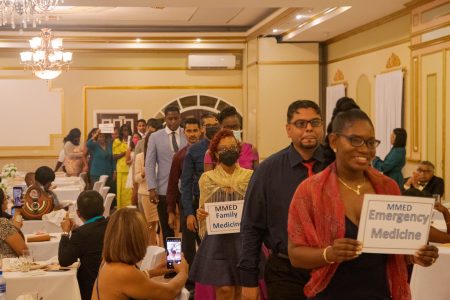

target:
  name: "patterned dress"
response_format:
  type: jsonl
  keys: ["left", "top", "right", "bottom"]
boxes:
{"left": 0, "top": 218, "right": 20, "bottom": 258}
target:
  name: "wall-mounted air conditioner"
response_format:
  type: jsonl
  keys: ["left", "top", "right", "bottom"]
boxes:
{"left": 188, "top": 54, "right": 236, "bottom": 69}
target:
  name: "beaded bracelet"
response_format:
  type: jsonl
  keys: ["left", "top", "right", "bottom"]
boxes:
{"left": 322, "top": 246, "right": 335, "bottom": 264}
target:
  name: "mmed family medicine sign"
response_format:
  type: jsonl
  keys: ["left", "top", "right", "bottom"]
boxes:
{"left": 357, "top": 194, "right": 434, "bottom": 255}
{"left": 204, "top": 200, "right": 244, "bottom": 235}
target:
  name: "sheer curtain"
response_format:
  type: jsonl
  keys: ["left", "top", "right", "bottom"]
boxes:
{"left": 374, "top": 70, "right": 403, "bottom": 159}
{"left": 326, "top": 84, "right": 346, "bottom": 125}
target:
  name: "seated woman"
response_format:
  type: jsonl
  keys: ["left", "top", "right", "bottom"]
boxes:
{"left": 193, "top": 129, "right": 253, "bottom": 300}
{"left": 0, "top": 189, "right": 28, "bottom": 258}
{"left": 373, "top": 128, "right": 407, "bottom": 189}
{"left": 91, "top": 208, "right": 188, "bottom": 300}
{"left": 287, "top": 109, "right": 438, "bottom": 299}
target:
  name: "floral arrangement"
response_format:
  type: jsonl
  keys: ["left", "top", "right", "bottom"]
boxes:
{"left": 1, "top": 163, "right": 17, "bottom": 179}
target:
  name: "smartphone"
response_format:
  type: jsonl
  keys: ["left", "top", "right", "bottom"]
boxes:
{"left": 12, "top": 186, "right": 24, "bottom": 207}
{"left": 166, "top": 237, "right": 182, "bottom": 269}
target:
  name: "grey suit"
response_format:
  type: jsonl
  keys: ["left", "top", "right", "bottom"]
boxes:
{"left": 145, "top": 127, "right": 187, "bottom": 245}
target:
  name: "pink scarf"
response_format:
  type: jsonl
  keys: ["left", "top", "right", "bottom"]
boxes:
{"left": 288, "top": 163, "right": 411, "bottom": 299}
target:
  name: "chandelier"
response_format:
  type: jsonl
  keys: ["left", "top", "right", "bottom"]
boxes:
{"left": 0, "top": 0, "right": 61, "bottom": 29}
{"left": 20, "top": 28, "right": 72, "bottom": 80}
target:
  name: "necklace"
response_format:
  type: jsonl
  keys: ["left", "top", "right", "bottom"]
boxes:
{"left": 337, "top": 176, "right": 365, "bottom": 195}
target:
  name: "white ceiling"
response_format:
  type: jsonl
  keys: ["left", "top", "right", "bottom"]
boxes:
{"left": 0, "top": 0, "right": 411, "bottom": 45}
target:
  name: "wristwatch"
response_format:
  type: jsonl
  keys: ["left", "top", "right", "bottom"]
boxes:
{"left": 62, "top": 231, "right": 70, "bottom": 236}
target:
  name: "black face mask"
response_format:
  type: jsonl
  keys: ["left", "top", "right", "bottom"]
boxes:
{"left": 205, "top": 125, "right": 220, "bottom": 140}
{"left": 219, "top": 149, "right": 240, "bottom": 166}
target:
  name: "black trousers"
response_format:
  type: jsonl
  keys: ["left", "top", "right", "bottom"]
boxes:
{"left": 179, "top": 196, "right": 199, "bottom": 266}
{"left": 157, "top": 195, "right": 174, "bottom": 248}
{"left": 264, "top": 254, "right": 310, "bottom": 300}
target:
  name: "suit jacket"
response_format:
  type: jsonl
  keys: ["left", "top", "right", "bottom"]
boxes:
{"left": 403, "top": 175, "right": 444, "bottom": 197}
{"left": 145, "top": 127, "right": 187, "bottom": 195}
{"left": 58, "top": 217, "right": 108, "bottom": 300}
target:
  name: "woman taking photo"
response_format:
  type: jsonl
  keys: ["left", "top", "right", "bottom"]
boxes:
{"left": 64, "top": 128, "right": 87, "bottom": 176}
{"left": 193, "top": 129, "right": 253, "bottom": 300}
{"left": 0, "top": 189, "right": 28, "bottom": 258}
{"left": 113, "top": 124, "right": 132, "bottom": 208}
{"left": 287, "top": 109, "right": 438, "bottom": 300}
{"left": 373, "top": 128, "right": 407, "bottom": 189}
{"left": 92, "top": 208, "right": 188, "bottom": 300}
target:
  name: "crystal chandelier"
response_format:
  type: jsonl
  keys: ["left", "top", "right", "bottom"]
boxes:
{"left": 20, "top": 28, "right": 72, "bottom": 80}
{"left": 0, "top": 0, "right": 61, "bottom": 29}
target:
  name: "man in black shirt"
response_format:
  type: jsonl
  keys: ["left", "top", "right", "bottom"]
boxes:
{"left": 239, "top": 100, "right": 325, "bottom": 300}
{"left": 403, "top": 160, "right": 444, "bottom": 197}
{"left": 58, "top": 190, "right": 108, "bottom": 300}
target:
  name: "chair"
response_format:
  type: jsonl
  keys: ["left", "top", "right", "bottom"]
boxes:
{"left": 99, "top": 175, "right": 109, "bottom": 184}
{"left": 103, "top": 193, "right": 115, "bottom": 217}
{"left": 92, "top": 181, "right": 104, "bottom": 192}
{"left": 100, "top": 186, "right": 110, "bottom": 199}
{"left": 140, "top": 246, "right": 166, "bottom": 271}
{"left": 79, "top": 172, "right": 88, "bottom": 190}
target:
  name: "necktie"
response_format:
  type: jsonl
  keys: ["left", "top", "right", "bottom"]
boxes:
{"left": 171, "top": 131, "right": 179, "bottom": 152}
{"left": 302, "top": 161, "right": 315, "bottom": 177}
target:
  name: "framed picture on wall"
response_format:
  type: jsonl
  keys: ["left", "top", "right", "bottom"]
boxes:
{"left": 93, "top": 110, "right": 142, "bottom": 133}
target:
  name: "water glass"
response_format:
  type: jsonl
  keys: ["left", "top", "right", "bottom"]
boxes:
{"left": 20, "top": 249, "right": 33, "bottom": 272}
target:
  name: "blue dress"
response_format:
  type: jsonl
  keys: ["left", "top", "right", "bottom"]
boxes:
{"left": 373, "top": 147, "right": 406, "bottom": 189}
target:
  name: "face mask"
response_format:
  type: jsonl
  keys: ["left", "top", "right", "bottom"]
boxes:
{"left": 132, "top": 136, "right": 139, "bottom": 145}
{"left": 232, "top": 130, "right": 242, "bottom": 142}
{"left": 219, "top": 149, "right": 240, "bottom": 166}
{"left": 205, "top": 125, "right": 220, "bottom": 140}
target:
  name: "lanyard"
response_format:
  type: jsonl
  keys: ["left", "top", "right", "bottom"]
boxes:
{"left": 84, "top": 215, "right": 103, "bottom": 225}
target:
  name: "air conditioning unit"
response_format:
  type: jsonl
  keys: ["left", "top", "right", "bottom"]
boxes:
{"left": 188, "top": 54, "right": 236, "bottom": 70}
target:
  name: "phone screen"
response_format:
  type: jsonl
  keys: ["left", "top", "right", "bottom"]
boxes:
{"left": 166, "top": 237, "right": 181, "bottom": 269}
{"left": 12, "top": 186, "right": 24, "bottom": 207}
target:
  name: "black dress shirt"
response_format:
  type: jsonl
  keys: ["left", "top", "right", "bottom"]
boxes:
{"left": 180, "top": 138, "right": 209, "bottom": 216}
{"left": 58, "top": 217, "right": 108, "bottom": 300}
{"left": 238, "top": 144, "right": 325, "bottom": 286}
{"left": 403, "top": 175, "right": 445, "bottom": 198}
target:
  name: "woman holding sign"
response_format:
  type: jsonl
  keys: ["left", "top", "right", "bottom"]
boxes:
{"left": 287, "top": 109, "right": 438, "bottom": 300}
{"left": 191, "top": 129, "right": 253, "bottom": 300}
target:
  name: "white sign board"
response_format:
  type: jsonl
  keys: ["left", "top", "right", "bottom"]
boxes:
{"left": 204, "top": 200, "right": 244, "bottom": 235}
{"left": 99, "top": 123, "right": 114, "bottom": 134}
{"left": 357, "top": 194, "right": 434, "bottom": 254}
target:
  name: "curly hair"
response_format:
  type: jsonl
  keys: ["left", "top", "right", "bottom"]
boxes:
{"left": 208, "top": 129, "right": 240, "bottom": 163}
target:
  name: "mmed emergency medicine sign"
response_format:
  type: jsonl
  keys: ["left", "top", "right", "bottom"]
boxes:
{"left": 204, "top": 200, "right": 244, "bottom": 235}
{"left": 357, "top": 194, "right": 434, "bottom": 255}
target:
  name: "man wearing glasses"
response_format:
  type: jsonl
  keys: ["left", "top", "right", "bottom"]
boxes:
{"left": 239, "top": 100, "right": 326, "bottom": 300}
{"left": 403, "top": 161, "right": 444, "bottom": 197}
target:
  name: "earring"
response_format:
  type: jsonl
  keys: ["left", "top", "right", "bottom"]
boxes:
{"left": 333, "top": 148, "right": 337, "bottom": 153}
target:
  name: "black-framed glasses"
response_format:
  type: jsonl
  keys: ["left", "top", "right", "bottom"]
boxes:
{"left": 290, "top": 118, "right": 323, "bottom": 128}
{"left": 336, "top": 133, "right": 381, "bottom": 149}
{"left": 217, "top": 145, "right": 239, "bottom": 154}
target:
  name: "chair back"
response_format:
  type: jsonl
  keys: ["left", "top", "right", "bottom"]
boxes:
{"left": 100, "top": 186, "right": 110, "bottom": 199}
{"left": 92, "top": 181, "right": 104, "bottom": 192}
{"left": 140, "top": 246, "right": 166, "bottom": 270}
{"left": 103, "top": 193, "right": 115, "bottom": 217}
{"left": 99, "top": 175, "right": 109, "bottom": 184}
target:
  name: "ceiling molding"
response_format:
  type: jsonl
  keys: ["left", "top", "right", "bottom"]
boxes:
{"left": 246, "top": 8, "right": 298, "bottom": 41}
{"left": 324, "top": 8, "right": 411, "bottom": 45}
{"left": 409, "top": 35, "right": 450, "bottom": 51}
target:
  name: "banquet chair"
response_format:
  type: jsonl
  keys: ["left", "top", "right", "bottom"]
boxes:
{"left": 92, "top": 181, "right": 104, "bottom": 192}
{"left": 140, "top": 246, "right": 166, "bottom": 271}
{"left": 79, "top": 172, "right": 88, "bottom": 190}
{"left": 100, "top": 186, "right": 110, "bottom": 200}
{"left": 99, "top": 175, "right": 109, "bottom": 184}
{"left": 103, "top": 193, "right": 115, "bottom": 218}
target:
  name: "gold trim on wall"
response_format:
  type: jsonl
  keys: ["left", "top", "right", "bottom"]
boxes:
{"left": 410, "top": 20, "right": 450, "bottom": 38}
{"left": 386, "top": 53, "right": 402, "bottom": 68}
{"left": 410, "top": 35, "right": 450, "bottom": 51}
{"left": 0, "top": 66, "right": 244, "bottom": 71}
{"left": 328, "top": 38, "right": 410, "bottom": 64}
{"left": 256, "top": 60, "right": 319, "bottom": 65}
{"left": 443, "top": 49, "right": 447, "bottom": 180}
{"left": 426, "top": 73, "right": 438, "bottom": 167}
{"left": 333, "top": 69, "right": 345, "bottom": 81}
{"left": 83, "top": 85, "right": 243, "bottom": 140}
{"left": 411, "top": 57, "right": 420, "bottom": 156}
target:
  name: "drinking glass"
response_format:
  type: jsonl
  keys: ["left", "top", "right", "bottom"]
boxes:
{"left": 20, "top": 249, "right": 33, "bottom": 272}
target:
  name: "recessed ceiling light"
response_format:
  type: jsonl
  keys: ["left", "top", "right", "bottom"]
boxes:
{"left": 136, "top": 38, "right": 141, "bottom": 43}
{"left": 272, "top": 29, "right": 278, "bottom": 33}
{"left": 196, "top": 38, "right": 201, "bottom": 42}
{"left": 296, "top": 15, "right": 303, "bottom": 20}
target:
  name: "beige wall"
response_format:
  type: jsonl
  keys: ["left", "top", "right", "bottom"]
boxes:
{"left": 246, "top": 38, "right": 319, "bottom": 158}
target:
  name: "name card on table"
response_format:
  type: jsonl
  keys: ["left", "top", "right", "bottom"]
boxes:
{"left": 204, "top": 200, "right": 244, "bottom": 235}
{"left": 357, "top": 194, "right": 434, "bottom": 254}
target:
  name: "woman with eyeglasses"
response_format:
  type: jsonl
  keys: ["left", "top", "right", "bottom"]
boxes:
{"left": 287, "top": 108, "right": 438, "bottom": 300}
{"left": 191, "top": 129, "right": 253, "bottom": 300}
{"left": 373, "top": 128, "right": 407, "bottom": 189}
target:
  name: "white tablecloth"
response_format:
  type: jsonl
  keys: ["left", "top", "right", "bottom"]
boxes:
{"left": 410, "top": 246, "right": 450, "bottom": 300}
{"left": 21, "top": 220, "right": 63, "bottom": 235}
{"left": 53, "top": 186, "right": 83, "bottom": 202}
{"left": 4, "top": 268, "right": 81, "bottom": 300}
{"left": 26, "top": 233, "right": 61, "bottom": 261}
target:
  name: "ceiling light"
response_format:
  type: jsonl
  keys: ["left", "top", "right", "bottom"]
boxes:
{"left": 0, "top": 0, "right": 61, "bottom": 29}
{"left": 20, "top": 28, "right": 73, "bottom": 80}
{"left": 296, "top": 15, "right": 303, "bottom": 20}
{"left": 272, "top": 29, "right": 278, "bottom": 33}
{"left": 136, "top": 38, "right": 141, "bottom": 43}
{"left": 196, "top": 38, "right": 201, "bottom": 43}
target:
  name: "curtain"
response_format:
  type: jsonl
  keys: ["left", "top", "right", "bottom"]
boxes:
{"left": 326, "top": 84, "right": 346, "bottom": 126}
{"left": 374, "top": 70, "right": 403, "bottom": 159}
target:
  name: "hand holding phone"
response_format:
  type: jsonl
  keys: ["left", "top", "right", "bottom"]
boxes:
{"left": 166, "top": 237, "right": 181, "bottom": 270}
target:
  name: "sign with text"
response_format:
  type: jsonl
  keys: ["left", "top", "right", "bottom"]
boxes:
{"left": 99, "top": 123, "right": 114, "bottom": 134}
{"left": 357, "top": 194, "right": 434, "bottom": 254}
{"left": 204, "top": 200, "right": 244, "bottom": 235}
